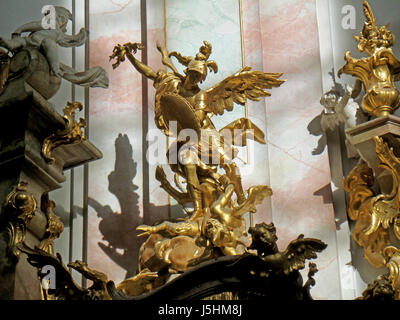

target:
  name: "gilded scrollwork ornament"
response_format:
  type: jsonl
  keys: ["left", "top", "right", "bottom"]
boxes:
{"left": 355, "top": 246, "right": 400, "bottom": 300}
{"left": 0, "top": 182, "right": 37, "bottom": 264}
{"left": 337, "top": 2, "right": 400, "bottom": 300}
{"left": 356, "top": 274, "right": 396, "bottom": 300}
{"left": 383, "top": 246, "right": 400, "bottom": 300}
{"left": 343, "top": 137, "right": 400, "bottom": 267}
{"left": 42, "top": 101, "right": 87, "bottom": 163}
{"left": 18, "top": 244, "right": 111, "bottom": 300}
{"left": 38, "top": 194, "right": 64, "bottom": 255}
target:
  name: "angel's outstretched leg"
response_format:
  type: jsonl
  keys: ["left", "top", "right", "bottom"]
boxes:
{"left": 222, "top": 162, "right": 246, "bottom": 204}
{"left": 185, "top": 164, "right": 203, "bottom": 221}
{"left": 155, "top": 166, "right": 191, "bottom": 205}
{"left": 177, "top": 145, "right": 203, "bottom": 220}
{"left": 137, "top": 220, "right": 199, "bottom": 237}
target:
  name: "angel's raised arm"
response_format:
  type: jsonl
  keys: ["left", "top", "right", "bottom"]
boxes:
{"left": 110, "top": 42, "right": 157, "bottom": 80}
{"left": 13, "top": 21, "right": 44, "bottom": 35}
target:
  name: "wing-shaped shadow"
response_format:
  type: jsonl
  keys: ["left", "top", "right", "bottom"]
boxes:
{"left": 89, "top": 133, "right": 183, "bottom": 279}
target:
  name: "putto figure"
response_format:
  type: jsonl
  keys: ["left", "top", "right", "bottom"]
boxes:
{"left": 319, "top": 84, "right": 367, "bottom": 158}
{"left": 0, "top": 6, "right": 108, "bottom": 102}
{"left": 110, "top": 40, "right": 284, "bottom": 291}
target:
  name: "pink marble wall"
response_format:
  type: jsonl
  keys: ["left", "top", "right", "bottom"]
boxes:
{"left": 88, "top": 0, "right": 144, "bottom": 284}
{"left": 241, "top": 0, "right": 272, "bottom": 225}
{"left": 87, "top": 0, "right": 171, "bottom": 285}
{"left": 146, "top": 1, "right": 170, "bottom": 221}
{"left": 258, "top": 0, "right": 341, "bottom": 299}
{"left": 85, "top": 0, "right": 342, "bottom": 299}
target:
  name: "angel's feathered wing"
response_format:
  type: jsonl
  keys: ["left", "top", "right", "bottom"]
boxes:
{"left": 280, "top": 235, "right": 327, "bottom": 275}
{"left": 203, "top": 66, "right": 285, "bottom": 115}
{"left": 18, "top": 244, "right": 84, "bottom": 300}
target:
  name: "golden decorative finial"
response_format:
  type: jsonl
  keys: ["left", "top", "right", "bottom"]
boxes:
{"left": 338, "top": 1, "right": 400, "bottom": 117}
{"left": 355, "top": 1, "right": 395, "bottom": 54}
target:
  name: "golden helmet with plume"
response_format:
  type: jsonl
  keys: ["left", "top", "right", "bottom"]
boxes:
{"left": 168, "top": 41, "right": 218, "bottom": 83}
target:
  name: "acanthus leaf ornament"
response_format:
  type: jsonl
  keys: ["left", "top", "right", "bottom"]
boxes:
{"left": 356, "top": 274, "right": 396, "bottom": 300}
{"left": 38, "top": 194, "right": 64, "bottom": 255}
{"left": 343, "top": 137, "right": 400, "bottom": 267}
{"left": 18, "top": 244, "right": 111, "bottom": 300}
{"left": 0, "top": 182, "right": 37, "bottom": 264}
{"left": 383, "top": 246, "right": 400, "bottom": 300}
{"left": 42, "top": 101, "right": 87, "bottom": 164}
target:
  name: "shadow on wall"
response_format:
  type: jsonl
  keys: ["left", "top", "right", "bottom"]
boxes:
{"left": 90, "top": 133, "right": 185, "bottom": 279}
{"left": 307, "top": 69, "right": 389, "bottom": 289}
{"left": 56, "top": 133, "right": 184, "bottom": 279}
{"left": 307, "top": 69, "right": 345, "bottom": 156}
{"left": 89, "top": 133, "right": 143, "bottom": 279}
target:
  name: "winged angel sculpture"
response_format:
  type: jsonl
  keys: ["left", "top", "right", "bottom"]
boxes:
{"left": 108, "top": 41, "right": 287, "bottom": 286}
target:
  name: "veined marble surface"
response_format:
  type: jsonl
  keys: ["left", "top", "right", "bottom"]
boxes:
{"left": 84, "top": 0, "right": 344, "bottom": 299}
{"left": 259, "top": 0, "right": 341, "bottom": 299}
{"left": 88, "top": 0, "right": 144, "bottom": 284}
{"left": 166, "top": 0, "right": 244, "bottom": 130}
{"left": 146, "top": 0, "right": 170, "bottom": 221}
{"left": 241, "top": 0, "right": 273, "bottom": 225}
